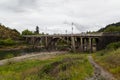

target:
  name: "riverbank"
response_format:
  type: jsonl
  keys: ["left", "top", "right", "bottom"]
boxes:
{"left": 0, "top": 45, "right": 34, "bottom": 51}
{"left": 0, "top": 45, "right": 47, "bottom": 60}
{"left": 0, "top": 51, "right": 66, "bottom": 66}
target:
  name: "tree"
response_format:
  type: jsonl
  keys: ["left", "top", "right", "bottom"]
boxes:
{"left": 35, "top": 26, "right": 39, "bottom": 34}
{"left": 98, "top": 22, "right": 120, "bottom": 32}
{"left": 22, "top": 29, "right": 33, "bottom": 35}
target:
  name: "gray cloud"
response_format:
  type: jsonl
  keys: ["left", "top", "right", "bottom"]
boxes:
{"left": 0, "top": 0, "right": 120, "bottom": 34}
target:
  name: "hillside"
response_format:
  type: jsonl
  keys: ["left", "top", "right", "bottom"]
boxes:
{"left": 0, "top": 24, "right": 20, "bottom": 40}
{"left": 98, "top": 22, "right": 120, "bottom": 32}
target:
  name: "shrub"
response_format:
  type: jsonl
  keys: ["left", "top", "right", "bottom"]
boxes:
{"left": 106, "top": 41, "right": 120, "bottom": 50}
{"left": 22, "top": 29, "right": 34, "bottom": 35}
{"left": 5, "top": 54, "right": 14, "bottom": 59}
{"left": 0, "top": 40, "right": 4, "bottom": 45}
{"left": 0, "top": 38, "right": 16, "bottom": 46}
{"left": 4, "top": 38, "right": 16, "bottom": 45}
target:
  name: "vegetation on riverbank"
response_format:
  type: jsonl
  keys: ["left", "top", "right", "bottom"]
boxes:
{"left": 0, "top": 54, "right": 93, "bottom": 80}
{"left": 98, "top": 22, "right": 120, "bottom": 32}
{"left": 0, "top": 46, "right": 45, "bottom": 60}
{"left": 93, "top": 42, "right": 120, "bottom": 79}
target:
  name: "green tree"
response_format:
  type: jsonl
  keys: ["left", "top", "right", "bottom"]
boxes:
{"left": 22, "top": 29, "right": 33, "bottom": 35}
{"left": 98, "top": 22, "right": 120, "bottom": 32}
{"left": 35, "top": 26, "right": 39, "bottom": 34}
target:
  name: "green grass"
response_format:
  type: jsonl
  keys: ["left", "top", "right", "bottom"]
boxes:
{"left": 93, "top": 48, "right": 120, "bottom": 79}
{"left": 0, "top": 54, "right": 93, "bottom": 80}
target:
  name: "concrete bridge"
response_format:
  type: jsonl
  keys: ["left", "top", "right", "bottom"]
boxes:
{"left": 23, "top": 32, "right": 120, "bottom": 52}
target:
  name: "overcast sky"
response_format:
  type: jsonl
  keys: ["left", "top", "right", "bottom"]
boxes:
{"left": 0, "top": 0, "right": 120, "bottom": 34}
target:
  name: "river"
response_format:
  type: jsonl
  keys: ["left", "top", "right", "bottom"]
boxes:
{"left": 0, "top": 47, "right": 46, "bottom": 60}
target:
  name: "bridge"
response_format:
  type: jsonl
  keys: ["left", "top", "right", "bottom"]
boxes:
{"left": 23, "top": 32, "right": 120, "bottom": 52}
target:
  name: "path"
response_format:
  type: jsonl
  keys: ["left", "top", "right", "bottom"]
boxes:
{"left": 88, "top": 55, "right": 117, "bottom": 80}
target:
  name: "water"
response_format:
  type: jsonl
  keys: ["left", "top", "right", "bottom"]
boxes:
{"left": 0, "top": 48, "right": 45, "bottom": 60}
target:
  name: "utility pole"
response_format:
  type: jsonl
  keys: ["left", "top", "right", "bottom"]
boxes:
{"left": 72, "top": 22, "right": 74, "bottom": 34}
{"left": 65, "top": 30, "right": 67, "bottom": 34}
{"left": 45, "top": 27, "right": 47, "bottom": 34}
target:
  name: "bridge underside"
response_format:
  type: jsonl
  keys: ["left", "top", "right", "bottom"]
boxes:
{"left": 26, "top": 36, "right": 100, "bottom": 52}
{"left": 23, "top": 33, "right": 120, "bottom": 53}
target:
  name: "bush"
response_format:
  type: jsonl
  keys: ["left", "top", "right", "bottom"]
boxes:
{"left": 106, "top": 41, "right": 120, "bottom": 50}
{"left": 5, "top": 54, "right": 14, "bottom": 59}
{"left": 22, "top": 29, "right": 34, "bottom": 35}
{"left": 0, "top": 40, "right": 4, "bottom": 45}
{"left": 0, "top": 38, "right": 16, "bottom": 46}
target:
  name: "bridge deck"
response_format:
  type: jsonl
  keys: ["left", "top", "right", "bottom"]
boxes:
{"left": 23, "top": 32, "right": 120, "bottom": 38}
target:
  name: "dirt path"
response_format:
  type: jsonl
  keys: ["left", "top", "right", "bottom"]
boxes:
{"left": 88, "top": 56, "right": 117, "bottom": 80}
{"left": 0, "top": 51, "right": 66, "bottom": 66}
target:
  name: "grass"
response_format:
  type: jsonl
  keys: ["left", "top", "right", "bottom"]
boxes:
{"left": 0, "top": 53, "right": 93, "bottom": 80}
{"left": 93, "top": 48, "right": 120, "bottom": 79}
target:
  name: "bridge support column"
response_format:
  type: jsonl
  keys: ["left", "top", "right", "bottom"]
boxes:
{"left": 45, "top": 37, "right": 48, "bottom": 48}
{"left": 76, "top": 38, "right": 80, "bottom": 52}
{"left": 25, "top": 37, "right": 28, "bottom": 43}
{"left": 86, "top": 38, "right": 89, "bottom": 52}
{"left": 67, "top": 37, "right": 69, "bottom": 44}
{"left": 25, "top": 37, "right": 30, "bottom": 44}
{"left": 34, "top": 37, "right": 40, "bottom": 48}
{"left": 31, "top": 37, "right": 34, "bottom": 44}
{"left": 89, "top": 38, "right": 93, "bottom": 53}
{"left": 71, "top": 36, "right": 76, "bottom": 52}
{"left": 95, "top": 38, "right": 99, "bottom": 51}
{"left": 31, "top": 37, "right": 35, "bottom": 48}
{"left": 80, "top": 38, "right": 84, "bottom": 52}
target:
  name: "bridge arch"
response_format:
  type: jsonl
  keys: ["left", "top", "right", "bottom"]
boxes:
{"left": 46, "top": 37, "right": 71, "bottom": 51}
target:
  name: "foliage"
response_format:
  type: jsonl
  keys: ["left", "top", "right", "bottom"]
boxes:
{"left": 5, "top": 54, "right": 14, "bottom": 59}
{"left": 0, "top": 54, "right": 93, "bottom": 80}
{"left": 93, "top": 48, "right": 120, "bottom": 79}
{"left": 106, "top": 41, "right": 120, "bottom": 50}
{"left": 0, "top": 38, "right": 16, "bottom": 46}
{"left": 0, "top": 51, "right": 18, "bottom": 60}
{"left": 34, "top": 26, "right": 39, "bottom": 34}
{"left": 22, "top": 28, "right": 42, "bottom": 35}
{"left": 104, "top": 26, "right": 120, "bottom": 32}
{"left": 22, "top": 29, "right": 34, "bottom": 35}
{"left": 39, "top": 55, "right": 93, "bottom": 80}
{"left": 98, "top": 22, "right": 120, "bottom": 32}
